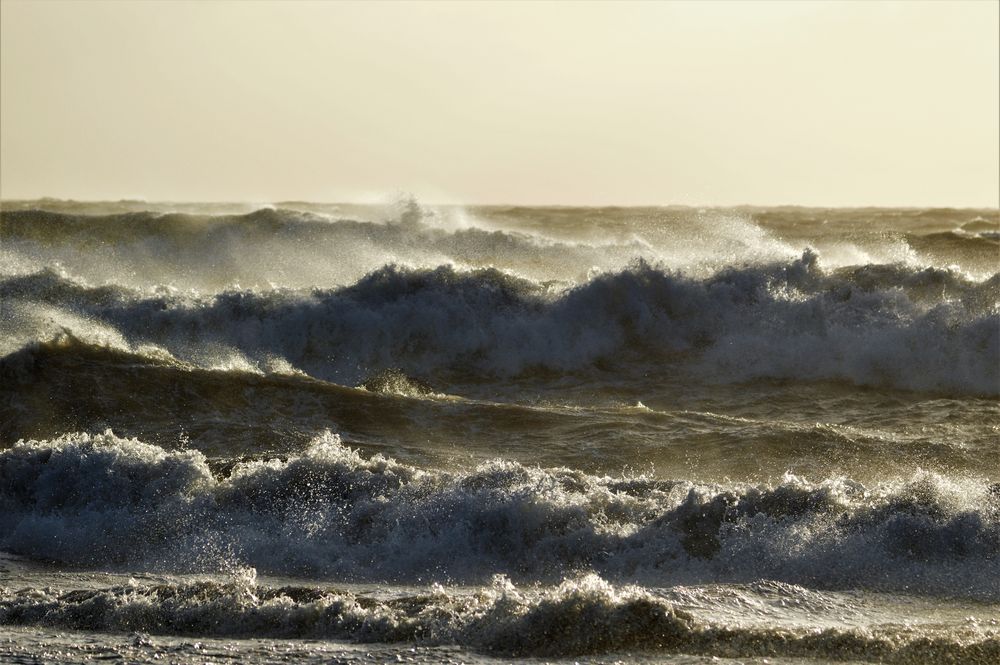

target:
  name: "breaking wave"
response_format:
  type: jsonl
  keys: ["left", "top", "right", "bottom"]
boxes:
{"left": 2, "top": 432, "right": 997, "bottom": 599}
{"left": 0, "top": 206, "right": 662, "bottom": 289}
{"left": 2, "top": 574, "right": 997, "bottom": 660}
{"left": 3, "top": 250, "right": 997, "bottom": 395}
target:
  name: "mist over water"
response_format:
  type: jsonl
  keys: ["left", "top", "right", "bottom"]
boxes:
{"left": 2, "top": 200, "right": 999, "bottom": 663}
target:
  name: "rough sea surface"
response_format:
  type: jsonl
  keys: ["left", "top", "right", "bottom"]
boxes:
{"left": 1, "top": 199, "right": 998, "bottom": 663}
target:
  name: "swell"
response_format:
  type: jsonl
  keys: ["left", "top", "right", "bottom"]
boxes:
{"left": 3, "top": 252, "right": 998, "bottom": 396}
{"left": 906, "top": 230, "right": 1000, "bottom": 270}
{"left": 4, "top": 336, "right": 997, "bottom": 479}
{"left": 2, "top": 432, "right": 998, "bottom": 599}
{"left": 1, "top": 576, "right": 996, "bottom": 660}
{"left": 0, "top": 207, "right": 561, "bottom": 255}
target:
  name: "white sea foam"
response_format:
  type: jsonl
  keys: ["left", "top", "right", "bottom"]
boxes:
{"left": 3, "top": 250, "right": 996, "bottom": 395}
{"left": 1, "top": 432, "right": 997, "bottom": 599}
{"left": 3, "top": 572, "right": 998, "bottom": 660}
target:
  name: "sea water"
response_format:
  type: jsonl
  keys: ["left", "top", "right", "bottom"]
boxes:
{"left": 1, "top": 200, "right": 998, "bottom": 663}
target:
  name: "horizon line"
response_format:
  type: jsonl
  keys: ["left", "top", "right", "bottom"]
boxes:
{"left": 1, "top": 197, "right": 998, "bottom": 211}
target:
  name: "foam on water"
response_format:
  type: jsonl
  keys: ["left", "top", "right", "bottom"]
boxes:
{"left": 3, "top": 250, "right": 996, "bottom": 395}
{"left": 1, "top": 432, "right": 997, "bottom": 599}
{"left": 1, "top": 573, "right": 997, "bottom": 660}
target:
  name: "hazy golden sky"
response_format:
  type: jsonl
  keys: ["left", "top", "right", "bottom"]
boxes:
{"left": 1, "top": 0, "right": 997, "bottom": 206}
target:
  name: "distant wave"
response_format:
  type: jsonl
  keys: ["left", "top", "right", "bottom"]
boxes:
{"left": 2, "top": 432, "right": 997, "bottom": 599}
{"left": 3, "top": 251, "right": 997, "bottom": 395}
{"left": 961, "top": 217, "right": 1000, "bottom": 234}
{"left": 907, "top": 229, "right": 1000, "bottom": 254}
{"left": 0, "top": 207, "right": 658, "bottom": 288}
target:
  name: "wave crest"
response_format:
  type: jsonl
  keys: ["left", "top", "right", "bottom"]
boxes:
{"left": 4, "top": 252, "right": 997, "bottom": 395}
{"left": 2, "top": 432, "right": 997, "bottom": 598}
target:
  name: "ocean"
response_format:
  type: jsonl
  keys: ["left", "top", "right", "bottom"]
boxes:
{"left": 1, "top": 200, "right": 998, "bottom": 664}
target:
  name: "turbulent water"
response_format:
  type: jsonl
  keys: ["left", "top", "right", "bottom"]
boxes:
{"left": 1, "top": 199, "right": 998, "bottom": 664}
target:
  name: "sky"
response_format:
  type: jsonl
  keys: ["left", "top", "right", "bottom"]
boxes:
{"left": 1, "top": 0, "right": 998, "bottom": 207}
